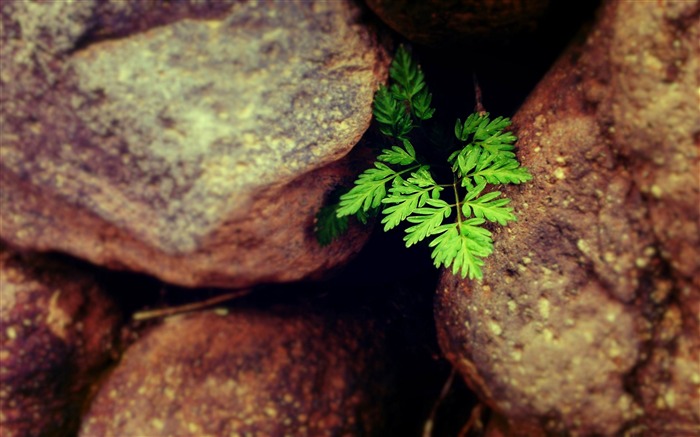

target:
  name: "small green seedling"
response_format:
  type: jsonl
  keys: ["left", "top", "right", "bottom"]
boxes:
{"left": 315, "top": 46, "right": 531, "bottom": 280}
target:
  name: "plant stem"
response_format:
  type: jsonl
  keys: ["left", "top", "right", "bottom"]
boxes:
{"left": 422, "top": 367, "right": 457, "bottom": 437}
{"left": 398, "top": 164, "right": 421, "bottom": 175}
{"left": 452, "top": 175, "right": 464, "bottom": 232}
{"left": 132, "top": 289, "right": 251, "bottom": 321}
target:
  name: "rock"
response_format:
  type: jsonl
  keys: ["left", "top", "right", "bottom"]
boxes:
{"left": 0, "top": 0, "right": 390, "bottom": 288}
{"left": 0, "top": 244, "right": 122, "bottom": 437}
{"left": 364, "top": 0, "right": 551, "bottom": 47}
{"left": 435, "top": 0, "right": 699, "bottom": 435}
{"left": 79, "top": 307, "right": 395, "bottom": 436}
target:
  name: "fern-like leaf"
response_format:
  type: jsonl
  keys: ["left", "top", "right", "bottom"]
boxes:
{"left": 455, "top": 114, "right": 516, "bottom": 156}
{"left": 316, "top": 46, "right": 532, "bottom": 280}
{"left": 429, "top": 218, "right": 493, "bottom": 280}
{"left": 454, "top": 113, "right": 485, "bottom": 142}
{"left": 412, "top": 87, "right": 435, "bottom": 120}
{"left": 403, "top": 198, "right": 451, "bottom": 247}
{"left": 315, "top": 203, "right": 349, "bottom": 246}
{"left": 337, "top": 162, "right": 402, "bottom": 217}
{"left": 474, "top": 116, "right": 511, "bottom": 141}
{"left": 389, "top": 46, "right": 426, "bottom": 101}
{"left": 449, "top": 144, "right": 482, "bottom": 179}
{"left": 377, "top": 139, "right": 417, "bottom": 165}
{"left": 381, "top": 166, "right": 441, "bottom": 231}
{"left": 373, "top": 85, "right": 412, "bottom": 139}
{"left": 471, "top": 157, "right": 532, "bottom": 185}
{"left": 389, "top": 45, "right": 435, "bottom": 121}
{"left": 461, "top": 182, "right": 516, "bottom": 225}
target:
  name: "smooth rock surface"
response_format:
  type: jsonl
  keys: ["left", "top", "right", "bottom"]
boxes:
{"left": 435, "top": 0, "right": 699, "bottom": 435}
{"left": 365, "top": 0, "right": 551, "bottom": 47}
{"left": 0, "top": 244, "right": 122, "bottom": 437}
{"left": 79, "top": 307, "right": 394, "bottom": 436}
{"left": 0, "top": 0, "right": 389, "bottom": 288}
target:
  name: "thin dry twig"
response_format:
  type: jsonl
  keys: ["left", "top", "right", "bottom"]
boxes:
{"left": 473, "top": 73, "right": 487, "bottom": 116}
{"left": 132, "top": 289, "right": 251, "bottom": 321}
{"left": 457, "top": 402, "right": 485, "bottom": 437}
{"left": 423, "top": 366, "right": 457, "bottom": 437}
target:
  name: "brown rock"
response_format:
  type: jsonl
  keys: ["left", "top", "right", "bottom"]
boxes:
{"left": 0, "top": 0, "right": 389, "bottom": 288}
{"left": 365, "top": 0, "right": 551, "bottom": 47}
{"left": 79, "top": 307, "right": 394, "bottom": 436}
{"left": 0, "top": 244, "right": 122, "bottom": 437}
{"left": 435, "top": 0, "right": 699, "bottom": 435}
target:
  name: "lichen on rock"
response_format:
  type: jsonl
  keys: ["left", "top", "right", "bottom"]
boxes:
{"left": 1, "top": 0, "right": 390, "bottom": 288}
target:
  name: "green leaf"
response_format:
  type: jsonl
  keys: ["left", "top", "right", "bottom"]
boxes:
{"left": 458, "top": 217, "right": 494, "bottom": 251}
{"left": 373, "top": 85, "right": 412, "bottom": 139}
{"left": 314, "top": 203, "right": 349, "bottom": 246}
{"left": 388, "top": 45, "right": 435, "bottom": 121}
{"left": 472, "top": 157, "right": 533, "bottom": 185}
{"left": 355, "top": 206, "right": 377, "bottom": 225}
{"left": 428, "top": 218, "right": 494, "bottom": 280}
{"left": 377, "top": 139, "right": 417, "bottom": 165}
{"left": 463, "top": 181, "right": 487, "bottom": 201}
{"left": 337, "top": 162, "right": 400, "bottom": 217}
{"left": 408, "top": 165, "right": 438, "bottom": 187}
{"left": 454, "top": 113, "right": 486, "bottom": 142}
{"left": 461, "top": 189, "right": 516, "bottom": 226}
{"left": 474, "top": 116, "right": 511, "bottom": 141}
{"left": 412, "top": 87, "right": 435, "bottom": 120}
{"left": 389, "top": 46, "right": 425, "bottom": 100}
{"left": 454, "top": 113, "right": 517, "bottom": 160}
{"left": 380, "top": 166, "right": 441, "bottom": 231}
{"left": 320, "top": 46, "right": 533, "bottom": 281}
{"left": 480, "top": 137, "right": 516, "bottom": 158}
{"left": 450, "top": 144, "right": 482, "bottom": 178}
{"left": 403, "top": 198, "right": 451, "bottom": 247}
{"left": 381, "top": 183, "right": 427, "bottom": 231}
{"left": 429, "top": 225, "right": 460, "bottom": 267}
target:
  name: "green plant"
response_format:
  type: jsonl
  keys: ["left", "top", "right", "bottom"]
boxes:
{"left": 315, "top": 46, "right": 531, "bottom": 280}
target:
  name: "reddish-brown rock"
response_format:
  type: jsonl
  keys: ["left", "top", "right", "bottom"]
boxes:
{"left": 435, "top": 0, "right": 699, "bottom": 435}
{"left": 0, "top": 0, "right": 389, "bottom": 288}
{"left": 365, "top": 0, "right": 551, "bottom": 47}
{"left": 0, "top": 244, "right": 122, "bottom": 437}
{"left": 79, "top": 307, "right": 395, "bottom": 436}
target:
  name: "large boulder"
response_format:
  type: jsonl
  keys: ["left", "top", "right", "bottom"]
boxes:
{"left": 0, "top": 244, "right": 122, "bottom": 437}
{"left": 364, "top": 0, "right": 551, "bottom": 48}
{"left": 79, "top": 307, "right": 396, "bottom": 436}
{"left": 435, "top": 0, "right": 699, "bottom": 435}
{"left": 0, "top": 0, "right": 389, "bottom": 288}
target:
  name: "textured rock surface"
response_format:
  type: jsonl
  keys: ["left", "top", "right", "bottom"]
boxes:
{"left": 79, "top": 307, "right": 394, "bottom": 436}
{"left": 0, "top": 0, "right": 389, "bottom": 288}
{"left": 0, "top": 244, "right": 122, "bottom": 437}
{"left": 435, "top": 1, "right": 699, "bottom": 435}
{"left": 365, "top": 0, "right": 550, "bottom": 47}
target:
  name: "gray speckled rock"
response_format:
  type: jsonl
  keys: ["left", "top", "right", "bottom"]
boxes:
{"left": 435, "top": 0, "right": 699, "bottom": 435}
{"left": 0, "top": 244, "right": 122, "bottom": 437}
{"left": 0, "top": 0, "right": 389, "bottom": 287}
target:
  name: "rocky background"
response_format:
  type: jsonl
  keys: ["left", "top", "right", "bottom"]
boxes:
{"left": 1, "top": 1, "right": 698, "bottom": 436}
